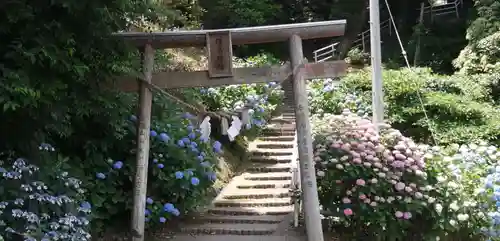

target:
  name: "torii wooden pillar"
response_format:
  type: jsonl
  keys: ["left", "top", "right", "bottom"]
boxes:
{"left": 113, "top": 20, "right": 347, "bottom": 241}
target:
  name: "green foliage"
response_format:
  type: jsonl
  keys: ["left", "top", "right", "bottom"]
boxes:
{"left": 454, "top": 0, "right": 500, "bottom": 74}
{"left": 309, "top": 68, "right": 500, "bottom": 146}
{"left": 200, "top": 0, "right": 281, "bottom": 29}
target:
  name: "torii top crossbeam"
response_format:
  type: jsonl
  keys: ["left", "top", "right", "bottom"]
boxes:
{"left": 113, "top": 20, "right": 346, "bottom": 48}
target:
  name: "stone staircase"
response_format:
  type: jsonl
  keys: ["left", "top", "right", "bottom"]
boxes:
{"left": 170, "top": 81, "right": 303, "bottom": 241}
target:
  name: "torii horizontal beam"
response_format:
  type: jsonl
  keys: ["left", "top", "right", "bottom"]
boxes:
{"left": 114, "top": 61, "right": 347, "bottom": 91}
{"left": 113, "top": 20, "right": 346, "bottom": 48}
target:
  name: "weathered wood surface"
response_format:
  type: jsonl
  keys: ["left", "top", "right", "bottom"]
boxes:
{"left": 289, "top": 34, "right": 324, "bottom": 241}
{"left": 206, "top": 31, "right": 233, "bottom": 77}
{"left": 131, "top": 44, "right": 154, "bottom": 241}
{"left": 114, "top": 61, "right": 347, "bottom": 92}
{"left": 113, "top": 20, "right": 346, "bottom": 48}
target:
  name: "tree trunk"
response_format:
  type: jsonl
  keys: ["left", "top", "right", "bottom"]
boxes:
{"left": 337, "top": 0, "right": 370, "bottom": 59}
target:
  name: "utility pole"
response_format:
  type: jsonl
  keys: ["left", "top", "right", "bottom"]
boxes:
{"left": 369, "top": 0, "right": 384, "bottom": 130}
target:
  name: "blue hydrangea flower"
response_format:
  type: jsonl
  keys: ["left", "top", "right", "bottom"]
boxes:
{"left": 146, "top": 197, "right": 154, "bottom": 204}
{"left": 96, "top": 172, "right": 106, "bottom": 179}
{"left": 158, "top": 164, "right": 164, "bottom": 169}
{"left": 80, "top": 201, "right": 91, "bottom": 210}
{"left": 177, "top": 140, "right": 185, "bottom": 147}
{"left": 145, "top": 209, "right": 151, "bottom": 216}
{"left": 164, "top": 203, "right": 175, "bottom": 212}
{"left": 150, "top": 130, "right": 158, "bottom": 137}
{"left": 213, "top": 141, "right": 222, "bottom": 153}
{"left": 182, "top": 137, "right": 191, "bottom": 145}
{"left": 186, "top": 170, "right": 194, "bottom": 176}
{"left": 197, "top": 155, "right": 204, "bottom": 161}
{"left": 171, "top": 208, "right": 180, "bottom": 216}
{"left": 207, "top": 172, "right": 217, "bottom": 181}
{"left": 188, "top": 132, "right": 196, "bottom": 139}
{"left": 113, "top": 161, "right": 123, "bottom": 169}
{"left": 183, "top": 113, "right": 194, "bottom": 119}
{"left": 201, "top": 161, "right": 211, "bottom": 168}
{"left": 159, "top": 133, "right": 170, "bottom": 142}
{"left": 153, "top": 159, "right": 159, "bottom": 163}
{"left": 130, "top": 115, "right": 138, "bottom": 122}
{"left": 191, "top": 177, "right": 200, "bottom": 186}
{"left": 175, "top": 171, "right": 184, "bottom": 179}
{"left": 159, "top": 217, "right": 167, "bottom": 223}
{"left": 187, "top": 125, "right": 194, "bottom": 131}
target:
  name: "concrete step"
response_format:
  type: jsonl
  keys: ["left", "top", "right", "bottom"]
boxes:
{"left": 258, "top": 136, "right": 295, "bottom": 142}
{"left": 214, "top": 197, "right": 292, "bottom": 207}
{"left": 194, "top": 214, "right": 287, "bottom": 224}
{"left": 249, "top": 157, "right": 293, "bottom": 164}
{"left": 236, "top": 180, "right": 291, "bottom": 189}
{"left": 246, "top": 163, "right": 292, "bottom": 173}
{"left": 222, "top": 188, "right": 291, "bottom": 199}
{"left": 208, "top": 206, "right": 293, "bottom": 216}
{"left": 168, "top": 235, "right": 306, "bottom": 241}
{"left": 255, "top": 143, "right": 294, "bottom": 149}
{"left": 249, "top": 151, "right": 294, "bottom": 158}
{"left": 180, "top": 223, "right": 277, "bottom": 235}
{"left": 261, "top": 131, "right": 296, "bottom": 137}
{"left": 244, "top": 172, "right": 292, "bottom": 181}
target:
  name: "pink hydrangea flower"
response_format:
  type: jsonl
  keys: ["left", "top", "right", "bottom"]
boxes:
{"left": 395, "top": 182, "right": 405, "bottom": 191}
{"left": 395, "top": 211, "right": 403, "bottom": 218}
{"left": 403, "top": 212, "right": 412, "bottom": 219}
{"left": 356, "top": 179, "right": 366, "bottom": 186}
{"left": 343, "top": 208, "right": 353, "bottom": 216}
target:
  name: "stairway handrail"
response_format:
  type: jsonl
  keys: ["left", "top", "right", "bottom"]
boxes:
{"left": 313, "top": 42, "right": 339, "bottom": 54}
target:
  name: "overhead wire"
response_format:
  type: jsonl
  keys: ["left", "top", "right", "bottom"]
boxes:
{"left": 382, "top": 0, "right": 439, "bottom": 146}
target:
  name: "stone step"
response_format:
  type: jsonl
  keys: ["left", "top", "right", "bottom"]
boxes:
{"left": 250, "top": 152, "right": 294, "bottom": 159}
{"left": 222, "top": 188, "right": 291, "bottom": 199}
{"left": 258, "top": 136, "right": 295, "bottom": 142}
{"left": 208, "top": 206, "right": 293, "bottom": 216}
{"left": 214, "top": 197, "right": 292, "bottom": 207}
{"left": 169, "top": 234, "right": 306, "bottom": 241}
{"left": 246, "top": 163, "right": 292, "bottom": 173}
{"left": 265, "top": 125, "right": 296, "bottom": 131}
{"left": 255, "top": 143, "right": 294, "bottom": 149}
{"left": 236, "top": 180, "right": 291, "bottom": 189}
{"left": 180, "top": 223, "right": 277, "bottom": 235}
{"left": 244, "top": 172, "right": 292, "bottom": 181}
{"left": 261, "top": 131, "right": 296, "bottom": 137}
{"left": 249, "top": 157, "right": 293, "bottom": 164}
{"left": 194, "top": 214, "right": 287, "bottom": 224}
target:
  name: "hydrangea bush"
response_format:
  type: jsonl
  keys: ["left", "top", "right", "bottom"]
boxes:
{"left": 425, "top": 142, "right": 500, "bottom": 240}
{"left": 311, "top": 111, "right": 480, "bottom": 240}
{"left": 0, "top": 147, "right": 91, "bottom": 241}
{"left": 81, "top": 111, "right": 221, "bottom": 232}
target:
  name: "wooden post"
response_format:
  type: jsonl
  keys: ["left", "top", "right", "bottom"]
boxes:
{"left": 131, "top": 44, "right": 154, "bottom": 241}
{"left": 289, "top": 35, "right": 324, "bottom": 241}
{"left": 414, "top": 2, "right": 425, "bottom": 66}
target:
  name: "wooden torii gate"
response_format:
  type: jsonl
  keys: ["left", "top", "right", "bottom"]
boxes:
{"left": 113, "top": 20, "right": 347, "bottom": 241}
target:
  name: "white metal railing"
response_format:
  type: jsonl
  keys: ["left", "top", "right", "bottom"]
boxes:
{"left": 351, "top": 18, "right": 392, "bottom": 51}
{"left": 312, "top": 42, "right": 339, "bottom": 62}
{"left": 423, "top": 0, "right": 463, "bottom": 20}
{"left": 311, "top": 0, "right": 463, "bottom": 62}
